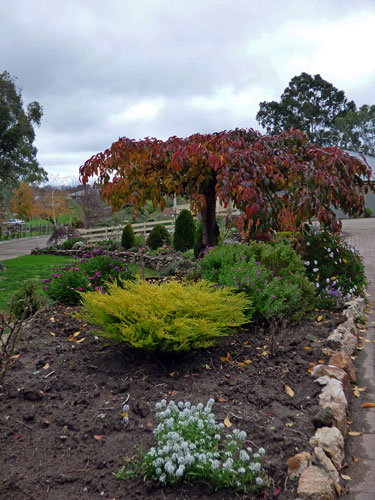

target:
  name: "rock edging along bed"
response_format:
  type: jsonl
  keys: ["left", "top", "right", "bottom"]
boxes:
{"left": 286, "top": 296, "right": 365, "bottom": 499}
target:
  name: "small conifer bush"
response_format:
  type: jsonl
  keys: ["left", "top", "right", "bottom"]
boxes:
{"left": 121, "top": 223, "right": 136, "bottom": 249}
{"left": 173, "top": 209, "right": 196, "bottom": 252}
{"left": 79, "top": 279, "right": 251, "bottom": 352}
{"left": 10, "top": 279, "right": 47, "bottom": 319}
{"left": 146, "top": 224, "right": 171, "bottom": 250}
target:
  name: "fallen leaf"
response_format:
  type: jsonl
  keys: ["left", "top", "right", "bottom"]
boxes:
{"left": 146, "top": 422, "right": 153, "bottom": 427}
{"left": 168, "top": 390, "right": 178, "bottom": 396}
{"left": 205, "top": 364, "right": 212, "bottom": 370}
{"left": 13, "top": 434, "right": 21, "bottom": 439}
{"left": 169, "top": 372, "right": 175, "bottom": 377}
{"left": 333, "top": 481, "right": 342, "bottom": 495}
{"left": 50, "top": 317, "right": 55, "bottom": 322}
{"left": 353, "top": 386, "right": 361, "bottom": 398}
{"left": 121, "top": 412, "right": 128, "bottom": 418}
{"left": 285, "top": 385, "right": 295, "bottom": 397}
{"left": 50, "top": 332, "right": 56, "bottom": 337}
{"left": 307, "top": 368, "right": 313, "bottom": 373}
{"left": 317, "top": 315, "right": 323, "bottom": 322}
{"left": 11, "top": 354, "right": 21, "bottom": 359}
{"left": 348, "top": 431, "right": 364, "bottom": 436}
{"left": 303, "top": 346, "right": 312, "bottom": 351}
{"left": 43, "top": 363, "right": 50, "bottom": 370}
{"left": 341, "top": 474, "right": 351, "bottom": 481}
{"left": 352, "top": 455, "right": 359, "bottom": 463}
{"left": 361, "top": 402, "right": 375, "bottom": 408}
{"left": 183, "top": 374, "right": 190, "bottom": 378}
{"left": 237, "top": 362, "right": 246, "bottom": 367}
{"left": 76, "top": 338, "right": 85, "bottom": 343}
{"left": 68, "top": 336, "right": 78, "bottom": 342}
{"left": 224, "top": 416, "right": 232, "bottom": 428}
{"left": 364, "top": 339, "right": 371, "bottom": 343}
{"left": 285, "top": 422, "right": 293, "bottom": 427}
{"left": 261, "top": 350, "right": 270, "bottom": 356}
{"left": 220, "top": 352, "right": 232, "bottom": 362}
{"left": 218, "top": 396, "right": 227, "bottom": 403}
{"left": 73, "top": 331, "right": 81, "bottom": 337}
{"left": 244, "top": 359, "right": 252, "bottom": 365}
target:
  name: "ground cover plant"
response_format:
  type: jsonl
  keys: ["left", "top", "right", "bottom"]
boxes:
{"left": 118, "top": 398, "right": 268, "bottom": 493}
{"left": 0, "top": 255, "right": 73, "bottom": 311}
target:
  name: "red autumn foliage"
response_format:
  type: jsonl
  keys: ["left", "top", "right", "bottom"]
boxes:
{"left": 79, "top": 128, "right": 373, "bottom": 247}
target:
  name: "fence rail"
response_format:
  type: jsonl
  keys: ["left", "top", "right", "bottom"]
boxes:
{"left": 78, "top": 207, "right": 241, "bottom": 244}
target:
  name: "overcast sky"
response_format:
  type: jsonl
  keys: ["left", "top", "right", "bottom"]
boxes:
{"left": 1, "top": 0, "right": 374, "bottom": 184}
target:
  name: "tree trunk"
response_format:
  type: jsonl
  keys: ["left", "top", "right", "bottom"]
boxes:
{"left": 200, "top": 178, "right": 219, "bottom": 248}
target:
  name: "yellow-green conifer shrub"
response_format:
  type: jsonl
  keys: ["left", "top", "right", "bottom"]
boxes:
{"left": 79, "top": 280, "right": 251, "bottom": 352}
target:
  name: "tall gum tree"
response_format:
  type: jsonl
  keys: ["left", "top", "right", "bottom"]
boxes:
{"left": 79, "top": 129, "right": 373, "bottom": 248}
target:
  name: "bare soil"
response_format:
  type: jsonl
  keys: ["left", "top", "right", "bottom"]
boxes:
{"left": 0, "top": 305, "right": 347, "bottom": 500}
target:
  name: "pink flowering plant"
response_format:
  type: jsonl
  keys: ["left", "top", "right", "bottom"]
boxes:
{"left": 42, "top": 252, "right": 134, "bottom": 305}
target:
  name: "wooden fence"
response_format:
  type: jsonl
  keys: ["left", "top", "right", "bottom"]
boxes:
{"left": 78, "top": 207, "right": 241, "bottom": 244}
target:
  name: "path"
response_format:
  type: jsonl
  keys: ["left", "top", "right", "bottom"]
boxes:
{"left": 341, "top": 218, "right": 375, "bottom": 499}
{"left": 0, "top": 235, "right": 49, "bottom": 261}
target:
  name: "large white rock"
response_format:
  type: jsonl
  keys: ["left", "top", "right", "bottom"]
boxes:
{"left": 318, "top": 378, "right": 348, "bottom": 408}
{"left": 313, "top": 446, "right": 340, "bottom": 483}
{"left": 309, "top": 427, "right": 344, "bottom": 470}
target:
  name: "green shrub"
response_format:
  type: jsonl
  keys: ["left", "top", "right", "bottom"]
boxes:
{"left": 71, "top": 218, "right": 84, "bottom": 228}
{"left": 146, "top": 224, "right": 171, "bottom": 250}
{"left": 10, "top": 279, "right": 47, "bottom": 319}
{"left": 121, "top": 223, "right": 136, "bottom": 249}
{"left": 200, "top": 243, "right": 314, "bottom": 321}
{"left": 302, "top": 226, "right": 366, "bottom": 303}
{"left": 193, "top": 222, "right": 203, "bottom": 258}
{"left": 173, "top": 209, "right": 196, "bottom": 252}
{"left": 364, "top": 207, "right": 372, "bottom": 218}
{"left": 79, "top": 279, "right": 251, "bottom": 352}
{"left": 43, "top": 252, "right": 134, "bottom": 305}
{"left": 61, "top": 237, "right": 83, "bottom": 250}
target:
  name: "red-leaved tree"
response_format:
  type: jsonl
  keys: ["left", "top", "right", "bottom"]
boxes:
{"left": 79, "top": 128, "right": 373, "bottom": 247}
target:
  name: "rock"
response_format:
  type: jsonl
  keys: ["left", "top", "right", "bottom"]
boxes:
{"left": 312, "top": 407, "right": 335, "bottom": 429}
{"left": 313, "top": 447, "right": 340, "bottom": 483}
{"left": 287, "top": 452, "right": 312, "bottom": 478}
{"left": 342, "top": 332, "right": 358, "bottom": 355}
{"left": 315, "top": 375, "right": 331, "bottom": 386}
{"left": 297, "top": 465, "right": 335, "bottom": 500}
{"left": 329, "top": 350, "right": 356, "bottom": 382}
{"left": 321, "top": 347, "right": 335, "bottom": 357}
{"left": 340, "top": 319, "right": 358, "bottom": 336}
{"left": 309, "top": 427, "right": 344, "bottom": 470}
{"left": 311, "top": 365, "right": 350, "bottom": 397}
{"left": 318, "top": 378, "right": 347, "bottom": 408}
{"left": 321, "top": 402, "right": 347, "bottom": 436}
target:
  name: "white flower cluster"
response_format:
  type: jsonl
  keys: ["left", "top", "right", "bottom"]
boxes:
{"left": 144, "top": 398, "right": 266, "bottom": 491}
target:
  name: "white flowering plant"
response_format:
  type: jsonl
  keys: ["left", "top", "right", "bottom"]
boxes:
{"left": 302, "top": 226, "right": 366, "bottom": 308}
{"left": 117, "top": 398, "right": 267, "bottom": 493}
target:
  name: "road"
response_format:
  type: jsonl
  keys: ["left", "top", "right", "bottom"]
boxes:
{"left": 0, "top": 235, "right": 50, "bottom": 261}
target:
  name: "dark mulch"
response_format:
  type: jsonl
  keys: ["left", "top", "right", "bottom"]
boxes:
{"left": 0, "top": 305, "right": 346, "bottom": 500}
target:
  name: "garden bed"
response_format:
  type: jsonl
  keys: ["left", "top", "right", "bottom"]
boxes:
{"left": 0, "top": 304, "right": 347, "bottom": 499}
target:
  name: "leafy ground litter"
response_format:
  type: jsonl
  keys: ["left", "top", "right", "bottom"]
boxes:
{"left": 0, "top": 304, "right": 348, "bottom": 499}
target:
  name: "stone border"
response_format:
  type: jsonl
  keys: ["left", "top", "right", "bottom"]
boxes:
{"left": 287, "top": 297, "right": 365, "bottom": 499}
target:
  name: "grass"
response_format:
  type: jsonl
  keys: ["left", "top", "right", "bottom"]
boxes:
{"left": 0, "top": 255, "right": 158, "bottom": 312}
{"left": 0, "top": 255, "right": 73, "bottom": 311}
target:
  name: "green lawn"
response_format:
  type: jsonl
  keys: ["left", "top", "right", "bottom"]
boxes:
{"left": 0, "top": 255, "right": 158, "bottom": 312}
{"left": 0, "top": 255, "right": 73, "bottom": 311}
